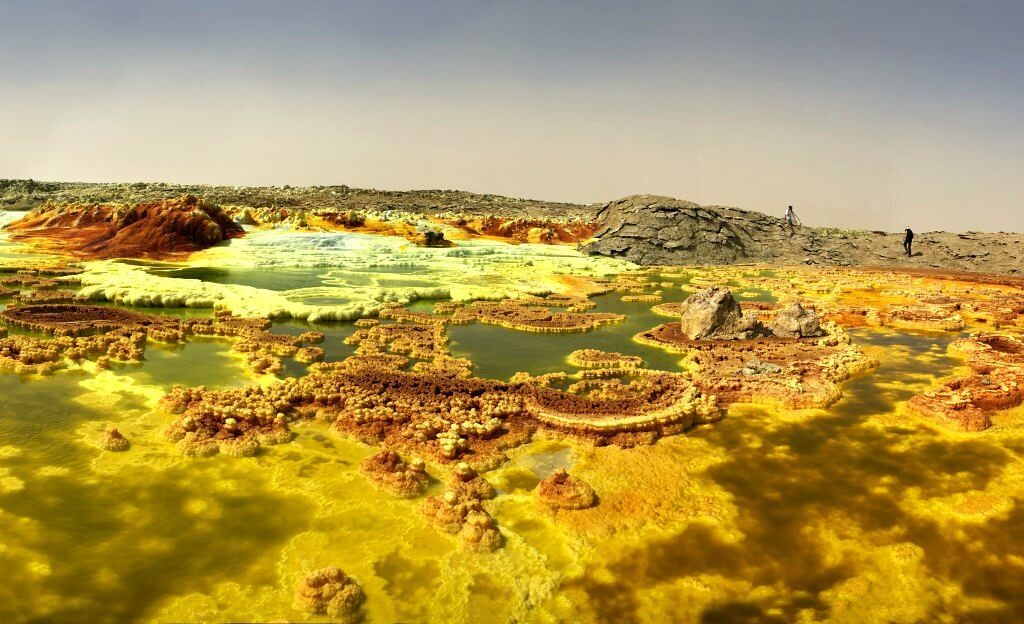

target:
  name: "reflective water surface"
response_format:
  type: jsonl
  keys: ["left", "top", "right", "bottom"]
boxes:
{"left": 2, "top": 230, "right": 1024, "bottom": 623}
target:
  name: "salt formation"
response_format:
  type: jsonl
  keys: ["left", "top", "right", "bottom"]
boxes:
{"left": 293, "top": 567, "right": 365, "bottom": 622}
{"left": 537, "top": 469, "right": 597, "bottom": 510}
{"left": 909, "top": 332, "right": 1024, "bottom": 431}
{"left": 93, "top": 427, "right": 130, "bottom": 452}
{"left": 359, "top": 448, "right": 430, "bottom": 498}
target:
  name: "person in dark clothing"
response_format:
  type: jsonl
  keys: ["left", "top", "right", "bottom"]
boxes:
{"left": 903, "top": 228, "right": 914, "bottom": 257}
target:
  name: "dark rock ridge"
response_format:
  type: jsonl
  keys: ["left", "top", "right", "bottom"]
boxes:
{"left": 584, "top": 195, "right": 1024, "bottom": 274}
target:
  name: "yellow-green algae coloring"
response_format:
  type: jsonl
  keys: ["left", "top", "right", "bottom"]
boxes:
{"left": 3, "top": 222, "right": 1024, "bottom": 624}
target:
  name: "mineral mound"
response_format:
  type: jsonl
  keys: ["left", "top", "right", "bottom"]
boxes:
{"left": 293, "top": 567, "right": 365, "bottom": 622}
{"left": 537, "top": 469, "right": 597, "bottom": 510}
{"left": 5, "top": 194, "right": 243, "bottom": 259}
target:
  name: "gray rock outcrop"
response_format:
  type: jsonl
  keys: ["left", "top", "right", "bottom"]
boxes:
{"left": 583, "top": 194, "right": 1024, "bottom": 275}
{"left": 677, "top": 287, "right": 765, "bottom": 340}
{"left": 769, "top": 302, "right": 825, "bottom": 338}
{"left": 677, "top": 287, "right": 826, "bottom": 341}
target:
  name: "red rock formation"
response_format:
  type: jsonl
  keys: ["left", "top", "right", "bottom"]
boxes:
{"left": 5, "top": 194, "right": 243, "bottom": 260}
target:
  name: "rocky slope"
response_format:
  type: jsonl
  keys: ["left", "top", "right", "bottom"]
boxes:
{"left": 583, "top": 195, "right": 1024, "bottom": 274}
{"left": 3, "top": 180, "right": 1021, "bottom": 274}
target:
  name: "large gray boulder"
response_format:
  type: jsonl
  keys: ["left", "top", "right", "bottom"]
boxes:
{"left": 583, "top": 195, "right": 778, "bottom": 266}
{"left": 769, "top": 302, "right": 824, "bottom": 338}
{"left": 678, "top": 287, "right": 740, "bottom": 339}
{"left": 677, "top": 287, "right": 762, "bottom": 340}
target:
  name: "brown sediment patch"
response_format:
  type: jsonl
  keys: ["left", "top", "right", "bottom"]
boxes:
{"left": 527, "top": 373, "right": 721, "bottom": 437}
{"left": 634, "top": 321, "right": 877, "bottom": 409}
{"left": 451, "top": 300, "right": 624, "bottom": 333}
{"left": 907, "top": 332, "right": 1024, "bottom": 432}
{"left": 0, "top": 304, "right": 177, "bottom": 337}
{"left": 159, "top": 351, "right": 719, "bottom": 465}
{"left": 651, "top": 301, "right": 686, "bottom": 318}
{"left": 344, "top": 321, "right": 449, "bottom": 360}
{"left": 5, "top": 194, "right": 243, "bottom": 260}
{"left": 379, "top": 303, "right": 451, "bottom": 326}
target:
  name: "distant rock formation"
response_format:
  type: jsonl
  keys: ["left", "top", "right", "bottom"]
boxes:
{"left": 5, "top": 194, "right": 243, "bottom": 260}
{"left": 584, "top": 195, "right": 1024, "bottom": 274}
{"left": 4, "top": 181, "right": 1023, "bottom": 274}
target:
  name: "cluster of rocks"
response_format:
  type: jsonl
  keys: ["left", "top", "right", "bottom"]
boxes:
{"left": 676, "top": 287, "right": 823, "bottom": 341}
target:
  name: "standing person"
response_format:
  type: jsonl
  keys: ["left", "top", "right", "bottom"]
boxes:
{"left": 785, "top": 206, "right": 801, "bottom": 228}
{"left": 903, "top": 228, "right": 914, "bottom": 257}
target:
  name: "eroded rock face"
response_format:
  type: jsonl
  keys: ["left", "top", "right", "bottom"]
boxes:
{"left": 584, "top": 195, "right": 759, "bottom": 265}
{"left": 769, "top": 302, "right": 825, "bottom": 338}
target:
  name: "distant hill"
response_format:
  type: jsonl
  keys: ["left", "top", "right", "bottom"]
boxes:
{"left": 584, "top": 195, "right": 1024, "bottom": 274}
{"left": 3, "top": 180, "right": 1021, "bottom": 274}
{"left": 0, "top": 179, "right": 593, "bottom": 220}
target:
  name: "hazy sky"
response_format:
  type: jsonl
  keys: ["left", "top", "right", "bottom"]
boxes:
{"left": 1, "top": 1, "right": 1021, "bottom": 231}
